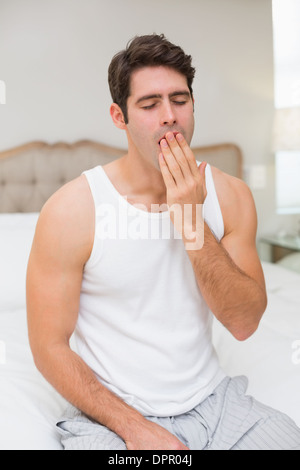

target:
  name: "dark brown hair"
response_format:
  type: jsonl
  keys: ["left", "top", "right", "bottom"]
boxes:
{"left": 108, "top": 34, "right": 195, "bottom": 123}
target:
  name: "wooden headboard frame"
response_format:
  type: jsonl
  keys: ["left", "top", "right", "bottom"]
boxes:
{"left": 0, "top": 140, "right": 242, "bottom": 213}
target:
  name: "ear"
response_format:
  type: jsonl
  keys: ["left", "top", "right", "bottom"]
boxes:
{"left": 110, "top": 103, "right": 126, "bottom": 130}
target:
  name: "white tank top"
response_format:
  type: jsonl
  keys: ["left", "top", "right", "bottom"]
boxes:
{"left": 75, "top": 163, "right": 226, "bottom": 417}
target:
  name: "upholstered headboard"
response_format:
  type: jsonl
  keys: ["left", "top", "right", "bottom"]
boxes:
{"left": 0, "top": 140, "right": 242, "bottom": 213}
{"left": 193, "top": 143, "right": 242, "bottom": 179}
{"left": 0, "top": 141, "right": 124, "bottom": 213}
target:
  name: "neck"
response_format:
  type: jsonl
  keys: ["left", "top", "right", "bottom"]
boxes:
{"left": 119, "top": 149, "right": 167, "bottom": 203}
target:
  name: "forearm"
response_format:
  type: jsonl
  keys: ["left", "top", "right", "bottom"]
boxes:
{"left": 33, "top": 342, "right": 188, "bottom": 449}
{"left": 33, "top": 342, "right": 145, "bottom": 441}
{"left": 158, "top": 132, "right": 266, "bottom": 340}
{"left": 186, "top": 223, "right": 266, "bottom": 340}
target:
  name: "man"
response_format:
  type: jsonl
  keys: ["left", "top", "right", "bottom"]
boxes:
{"left": 26, "top": 34, "right": 300, "bottom": 450}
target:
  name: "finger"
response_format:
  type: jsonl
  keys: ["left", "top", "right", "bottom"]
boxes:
{"left": 198, "top": 161, "right": 207, "bottom": 177}
{"left": 158, "top": 153, "right": 176, "bottom": 189}
{"left": 175, "top": 133, "right": 199, "bottom": 177}
{"left": 198, "top": 161, "right": 207, "bottom": 191}
{"left": 198, "top": 161, "right": 208, "bottom": 203}
{"left": 160, "top": 139, "right": 184, "bottom": 186}
{"left": 165, "top": 132, "right": 192, "bottom": 180}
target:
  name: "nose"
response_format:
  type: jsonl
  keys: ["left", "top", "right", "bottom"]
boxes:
{"left": 160, "top": 101, "right": 177, "bottom": 126}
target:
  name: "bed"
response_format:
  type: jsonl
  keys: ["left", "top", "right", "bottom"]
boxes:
{"left": 0, "top": 140, "right": 299, "bottom": 450}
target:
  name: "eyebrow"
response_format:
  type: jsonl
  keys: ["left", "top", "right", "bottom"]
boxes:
{"left": 135, "top": 90, "right": 191, "bottom": 105}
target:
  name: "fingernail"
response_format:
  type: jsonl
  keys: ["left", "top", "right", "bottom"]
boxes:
{"left": 161, "top": 139, "right": 168, "bottom": 147}
{"left": 176, "top": 133, "right": 184, "bottom": 142}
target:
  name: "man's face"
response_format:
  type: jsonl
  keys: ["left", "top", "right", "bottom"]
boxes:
{"left": 125, "top": 66, "right": 195, "bottom": 170}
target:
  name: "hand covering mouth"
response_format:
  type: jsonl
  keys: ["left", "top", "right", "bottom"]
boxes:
{"left": 158, "top": 132, "right": 179, "bottom": 145}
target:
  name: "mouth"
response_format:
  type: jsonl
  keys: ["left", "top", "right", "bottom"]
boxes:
{"left": 158, "top": 132, "right": 179, "bottom": 145}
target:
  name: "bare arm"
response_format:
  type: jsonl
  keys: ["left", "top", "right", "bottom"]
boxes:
{"left": 187, "top": 226, "right": 266, "bottom": 340}
{"left": 159, "top": 133, "right": 267, "bottom": 341}
{"left": 26, "top": 175, "right": 188, "bottom": 450}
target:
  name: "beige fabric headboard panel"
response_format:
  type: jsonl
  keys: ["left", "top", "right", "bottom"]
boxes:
{"left": 0, "top": 140, "right": 242, "bottom": 213}
{"left": 0, "top": 140, "right": 124, "bottom": 213}
{"left": 193, "top": 143, "right": 242, "bottom": 180}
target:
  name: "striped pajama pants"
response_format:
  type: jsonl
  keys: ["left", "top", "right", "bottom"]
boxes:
{"left": 57, "top": 376, "right": 300, "bottom": 450}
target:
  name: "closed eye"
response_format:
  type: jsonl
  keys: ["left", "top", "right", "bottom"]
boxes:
{"left": 142, "top": 104, "right": 156, "bottom": 110}
{"left": 142, "top": 101, "right": 187, "bottom": 110}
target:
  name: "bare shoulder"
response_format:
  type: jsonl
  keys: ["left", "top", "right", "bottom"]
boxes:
{"left": 210, "top": 165, "right": 257, "bottom": 235}
{"left": 41, "top": 173, "right": 93, "bottom": 215}
{"left": 210, "top": 165, "right": 253, "bottom": 201}
{"left": 33, "top": 174, "right": 94, "bottom": 265}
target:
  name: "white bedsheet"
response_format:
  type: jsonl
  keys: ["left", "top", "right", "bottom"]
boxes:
{"left": 213, "top": 261, "right": 300, "bottom": 427}
{"left": 0, "top": 213, "right": 299, "bottom": 450}
{"left": 0, "top": 213, "right": 67, "bottom": 449}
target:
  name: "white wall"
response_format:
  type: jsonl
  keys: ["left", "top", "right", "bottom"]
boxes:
{"left": 0, "top": 0, "right": 295, "bottom": 236}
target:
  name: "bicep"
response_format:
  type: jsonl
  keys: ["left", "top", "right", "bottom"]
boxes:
{"left": 26, "top": 238, "right": 83, "bottom": 350}
{"left": 26, "top": 180, "right": 93, "bottom": 354}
